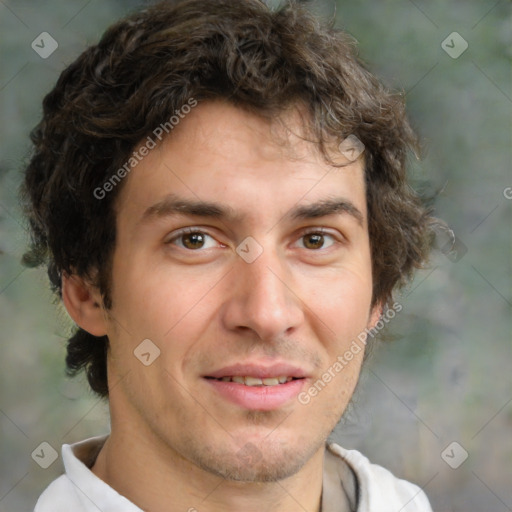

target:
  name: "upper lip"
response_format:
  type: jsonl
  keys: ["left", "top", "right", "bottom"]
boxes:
{"left": 205, "top": 362, "right": 309, "bottom": 379}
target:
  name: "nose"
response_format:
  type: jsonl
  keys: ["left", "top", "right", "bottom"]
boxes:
{"left": 220, "top": 248, "right": 305, "bottom": 341}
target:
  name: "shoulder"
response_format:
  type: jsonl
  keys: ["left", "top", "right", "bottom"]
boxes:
{"left": 34, "top": 475, "right": 81, "bottom": 511}
{"left": 327, "top": 443, "right": 433, "bottom": 512}
{"left": 34, "top": 436, "right": 107, "bottom": 511}
{"left": 34, "top": 436, "right": 143, "bottom": 512}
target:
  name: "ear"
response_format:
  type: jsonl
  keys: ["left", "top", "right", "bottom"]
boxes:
{"left": 61, "top": 273, "right": 108, "bottom": 337}
{"left": 367, "top": 301, "right": 384, "bottom": 330}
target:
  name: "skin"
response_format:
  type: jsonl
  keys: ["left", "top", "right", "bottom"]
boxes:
{"left": 63, "top": 101, "right": 381, "bottom": 512}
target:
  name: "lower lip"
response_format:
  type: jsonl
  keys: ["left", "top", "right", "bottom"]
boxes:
{"left": 204, "top": 378, "right": 306, "bottom": 411}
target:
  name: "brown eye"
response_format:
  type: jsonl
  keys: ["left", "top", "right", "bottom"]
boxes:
{"left": 296, "top": 231, "right": 336, "bottom": 251}
{"left": 168, "top": 230, "right": 219, "bottom": 250}
{"left": 181, "top": 232, "right": 206, "bottom": 249}
{"left": 303, "top": 233, "right": 325, "bottom": 250}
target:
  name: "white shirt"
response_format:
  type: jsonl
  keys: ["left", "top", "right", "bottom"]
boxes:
{"left": 34, "top": 436, "right": 433, "bottom": 512}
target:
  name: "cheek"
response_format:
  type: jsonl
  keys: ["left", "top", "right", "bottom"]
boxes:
{"left": 307, "top": 268, "right": 373, "bottom": 338}
{"left": 106, "top": 260, "right": 226, "bottom": 383}
{"left": 111, "top": 255, "right": 219, "bottom": 336}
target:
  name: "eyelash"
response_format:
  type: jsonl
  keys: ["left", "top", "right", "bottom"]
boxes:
{"left": 166, "top": 227, "right": 340, "bottom": 251}
{"left": 167, "top": 228, "right": 224, "bottom": 250}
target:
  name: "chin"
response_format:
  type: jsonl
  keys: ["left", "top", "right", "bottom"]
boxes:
{"left": 186, "top": 435, "right": 321, "bottom": 483}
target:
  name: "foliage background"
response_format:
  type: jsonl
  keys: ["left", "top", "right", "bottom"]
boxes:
{"left": 0, "top": 0, "right": 510, "bottom": 510}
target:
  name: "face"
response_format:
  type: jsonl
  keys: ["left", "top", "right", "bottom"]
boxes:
{"left": 103, "top": 101, "right": 378, "bottom": 482}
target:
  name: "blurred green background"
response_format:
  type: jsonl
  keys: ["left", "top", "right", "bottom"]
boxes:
{"left": 1, "top": 0, "right": 510, "bottom": 510}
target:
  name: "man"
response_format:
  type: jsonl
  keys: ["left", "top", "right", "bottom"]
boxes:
{"left": 23, "top": 0, "right": 434, "bottom": 510}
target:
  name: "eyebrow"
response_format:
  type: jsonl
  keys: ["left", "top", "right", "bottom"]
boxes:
{"left": 141, "top": 194, "right": 240, "bottom": 223}
{"left": 141, "top": 194, "right": 364, "bottom": 227}
{"left": 289, "top": 198, "right": 364, "bottom": 226}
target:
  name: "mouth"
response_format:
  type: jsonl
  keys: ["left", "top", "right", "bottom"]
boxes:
{"left": 203, "top": 363, "right": 309, "bottom": 410}
{"left": 205, "top": 375, "right": 300, "bottom": 386}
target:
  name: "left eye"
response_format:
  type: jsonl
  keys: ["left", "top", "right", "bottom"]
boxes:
{"left": 296, "top": 232, "right": 335, "bottom": 250}
{"left": 170, "top": 230, "right": 219, "bottom": 250}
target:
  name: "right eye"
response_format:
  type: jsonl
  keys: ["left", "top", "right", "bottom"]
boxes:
{"left": 166, "top": 228, "right": 224, "bottom": 251}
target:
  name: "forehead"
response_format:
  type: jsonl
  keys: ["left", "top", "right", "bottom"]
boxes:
{"left": 115, "top": 100, "right": 367, "bottom": 227}
{"left": 163, "top": 100, "right": 328, "bottom": 168}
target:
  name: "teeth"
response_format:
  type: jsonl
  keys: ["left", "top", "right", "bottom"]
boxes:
{"left": 218, "top": 375, "right": 293, "bottom": 386}
{"left": 244, "top": 376, "right": 263, "bottom": 386}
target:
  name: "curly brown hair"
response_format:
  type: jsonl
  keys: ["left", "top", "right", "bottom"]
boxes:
{"left": 21, "top": 0, "right": 433, "bottom": 397}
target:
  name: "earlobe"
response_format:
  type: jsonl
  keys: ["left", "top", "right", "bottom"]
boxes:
{"left": 61, "top": 273, "right": 108, "bottom": 337}
{"left": 368, "top": 302, "right": 384, "bottom": 330}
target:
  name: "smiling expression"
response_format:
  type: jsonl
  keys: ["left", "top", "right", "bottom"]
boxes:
{"left": 100, "top": 100, "right": 379, "bottom": 481}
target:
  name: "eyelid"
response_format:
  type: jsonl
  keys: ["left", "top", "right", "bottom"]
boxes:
{"left": 164, "top": 225, "right": 345, "bottom": 250}
{"left": 296, "top": 226, "right": 342, "bottom": 241}
{"left": 165, "top": 226, "right": 224, "bottom": 249}
{"left": 293, "top": 227, "right": 343, "bottom": 250}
